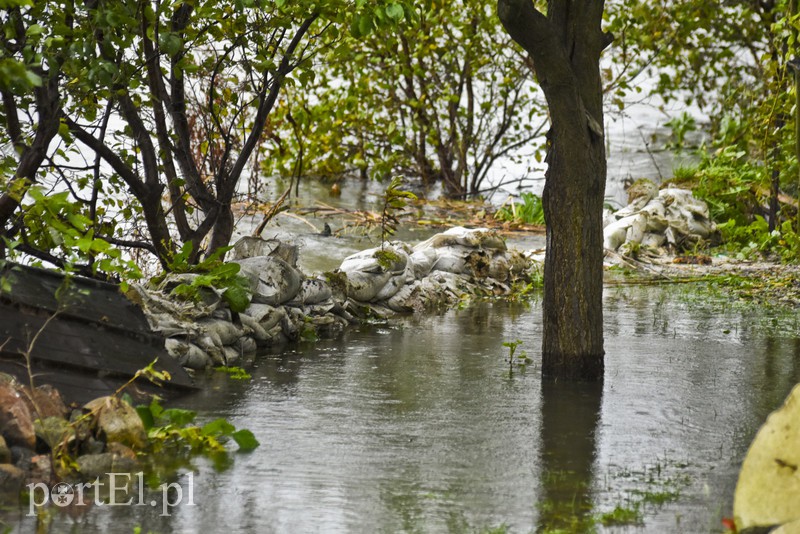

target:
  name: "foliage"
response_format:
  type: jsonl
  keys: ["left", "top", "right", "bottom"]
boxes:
{"left": 494, "top": 192, "right": 545, "bottom": 225}
{"left": 605, "top": 0, "right": 800, "bottom": 231}
{"left": 0, "top": 0, "right": 414, "bottom": 277}
{"left": 11, "top": 185, "right": 142, "bottom": 283}
{"left": 380, "top": 177, "right": 417, "bottom": 246}
{"left": 136, "top": 398, "right": 260, "bottom": 461}
{"left": 214, "top": 366, "right": 252, "bottom": 380}
{"left": 161, "top": 242, "right": 252, "bottom": 312}
{"left": 672, "top": 148, "right": 800, "bottom": 261}
{"left": 262, "top": 0, "right": 545, "bottom": 198}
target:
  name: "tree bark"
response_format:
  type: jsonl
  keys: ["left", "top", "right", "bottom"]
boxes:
{"left": 498, "top": 0, "right": 609, "bottom": 381}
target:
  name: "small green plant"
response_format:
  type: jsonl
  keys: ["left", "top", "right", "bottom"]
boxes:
{"left": 135, "top": 398, "right": 260, "bottom": 461}
{"left": 495, "top": 192, "right": 545, "bottom": 225}
{"left": 380, "top": 177, "right": 417, "bottom": 246}
{"left": 664, "top": 111, "right": 697, "bottom": 148}
{"left": 503, "top": 339, "right": 531, "bottom": 376}
{"left": 214, "top": 366, "right": 252, "bottom": 380}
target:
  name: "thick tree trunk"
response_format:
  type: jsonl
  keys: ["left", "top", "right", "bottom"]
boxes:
{"left": 498, "top": 0, "right": 609, "bottom": 381}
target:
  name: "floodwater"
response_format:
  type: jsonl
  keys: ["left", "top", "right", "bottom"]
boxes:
{"left": 5, "top": 285, "right": 800, "bottom": 533}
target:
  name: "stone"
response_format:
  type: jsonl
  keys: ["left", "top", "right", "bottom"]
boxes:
{"left": 0, "top": 435, "right": 10, "bottom": 463}
{"left": 0, "top": 381, "right": 36, "bottom": 449}
{"left": 29, "top": 454, "right": 52, "bottom": 485}
{"left": 0, "top": 464, "right": 25, "bottom": 493}
{"left": 34, "top": 416, "right": 75, "bottom": 451}
{"left": 83, "top": 397, "right": 147, "bottom": 450}
{"left": 76, "top": 453, "right": 116, "bottom": 479}
{"left": 734, "top": 382, "right": 800, "bottom": 531}
{"left": 19, "top": 384, "right": 69, "bottom": 421}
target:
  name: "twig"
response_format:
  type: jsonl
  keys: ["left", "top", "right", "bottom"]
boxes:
{"left": 253, "top": 186, "right": 292, "bottom": 236}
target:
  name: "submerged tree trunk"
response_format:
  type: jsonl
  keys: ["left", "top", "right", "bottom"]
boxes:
{"left": 498, "top": 0, "right": 610, "bottom": 381}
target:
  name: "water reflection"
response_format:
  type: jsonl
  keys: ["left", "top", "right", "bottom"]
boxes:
{"left": 5, "top": 287, "right": 800, "bottom": 533}
{"left": 537, "top": 380, "right": 603, "bottom": 532}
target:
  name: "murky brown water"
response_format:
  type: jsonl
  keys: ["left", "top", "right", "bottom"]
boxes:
{"left": 6, "top": 284, "right": 799, "bottom": 533}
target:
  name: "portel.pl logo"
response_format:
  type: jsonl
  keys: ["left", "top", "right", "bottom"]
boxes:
{"left": 27, "top": 472, "right": 195, "bottom": 517}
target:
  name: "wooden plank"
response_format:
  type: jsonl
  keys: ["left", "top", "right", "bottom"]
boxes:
{"left": 0, "top": 307, "right": 194, "bottom": 389}
{"left": 0, "top": 261, "right": 151, "bottom": 333}
{"left": 0, "top": 359, "right": 193, "bottom": 406}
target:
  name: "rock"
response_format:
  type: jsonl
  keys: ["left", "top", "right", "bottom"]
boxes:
{"left": 10, "top": 445, "right": 34, "bottom": 472}
{"left": 29, "top": 454, "right": 52, "bottom": 485}
{"left": 733, "top": 382, "right": 800, "bottom": 531}
{"left": 16, "top": 384, "right": 68, "bottom": 422}
{"left": 0, "top": 381, "right": 36, "bottom": 449}
{"left": 772, "top": 518, "right": 800, "bottom": 533}
{"left": 106, "top": 442, "right": 137, "bottom": 461}
{"left": 0, "top": 435, "right": 10, "bottom": 463}
{"left": 76, "top": 452, "right": 136, "bottom": 479}
{"left": 34, "top": 417, "right": 75, "bottom": 451}
{"left": 0, "top": 464, "right": 25, "bottom": 493}
{"left": 83, "top": 397, "right": 147, "bottom": 450}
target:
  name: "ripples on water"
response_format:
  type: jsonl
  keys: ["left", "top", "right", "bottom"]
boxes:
{"left": 9, "top": 285, "right": 800, "bottom": 533}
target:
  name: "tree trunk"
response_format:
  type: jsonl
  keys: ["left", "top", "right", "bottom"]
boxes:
{"left": 498, "top": 0, "right": 610, "bottom": 381}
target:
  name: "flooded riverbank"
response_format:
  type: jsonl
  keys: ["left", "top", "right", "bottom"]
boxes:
{"left": 5, "top": 284, "right": 798, "bottom": 533}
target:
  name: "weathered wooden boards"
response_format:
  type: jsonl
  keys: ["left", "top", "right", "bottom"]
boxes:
{"left": 0, "top": 261, "right": 195, "bottom": 404}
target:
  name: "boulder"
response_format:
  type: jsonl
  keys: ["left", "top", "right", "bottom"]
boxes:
{"left": 0, "top": 381, "right": 35, "bottom": 449}
{"left": 21, "top": 384, "right": 68, "bottom": 420}
{"left": 733, "top": 382, "right": 800, "bottom": 531}
{"left": 83, "top": 397, "right": 147, "bottom": 450}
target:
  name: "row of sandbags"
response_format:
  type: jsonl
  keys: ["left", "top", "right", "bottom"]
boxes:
{"left": 136, "top": 227, "right": 534, "bottom": 370}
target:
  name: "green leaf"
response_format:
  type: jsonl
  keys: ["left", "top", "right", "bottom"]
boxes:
{"left": 386, "top": 3, "right": 404, "bottom": 21}
{"left": 162, "top": 408, "right": 197, "bottom": 426}
{"left": 202, "top": 418, "right": 236, "bottom": 436}
{"left": 136, "top": 405, "right": 155, "bottom": 430}
{"left": 231, "top": 429, "right": 260, "bottom": 451}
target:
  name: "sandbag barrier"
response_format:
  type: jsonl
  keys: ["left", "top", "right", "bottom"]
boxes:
{"left": 134, "top": 227, "right": 536, "bottom": 370}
